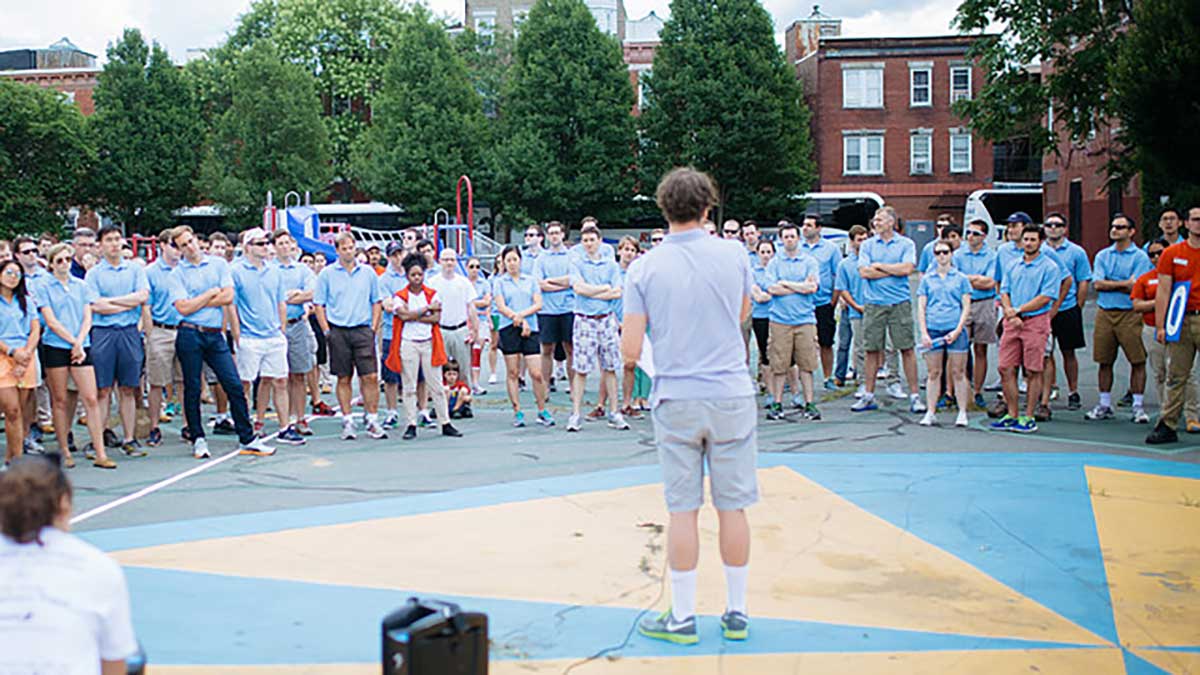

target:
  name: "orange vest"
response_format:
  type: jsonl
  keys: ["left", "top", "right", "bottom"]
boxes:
{"left": 384, "top": 285, "right": 448, "bottom": 374}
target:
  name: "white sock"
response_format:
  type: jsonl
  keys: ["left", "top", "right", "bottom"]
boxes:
{"left": 724, "top": 564, "right": 749, "bottom": 614}
{"left": 1133, "top": 394, "right": 1144, "bottom": 408}
{"left": 1099, "top": 392, "right": 1112, "bottom": 408}
{"left": 670, "top": 568, "right": 697, "bottom": 621}
{"left": 366, "top": 412, "right": 378, "bottom": 425}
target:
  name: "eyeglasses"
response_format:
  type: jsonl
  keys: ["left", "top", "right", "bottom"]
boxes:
{"left": 1111, "top": 224, "right": 1132, "bottom": 230}
{"left": 934, "top": 250, "right": 953, "bottom": 256}
{"left": 250, "top": 240, "right": 269, "bottom": 246}
{"left": 18, "top": 248, "right": 37, "bottom": 255}
{"left": 651, "top": 237, "right": 663, "bottom": 243}
{"left": 1045, "top": 221, "right": 1066, "bottom": 228}
{"left": 966, "top": 230, "right": 985, "bottom": 237}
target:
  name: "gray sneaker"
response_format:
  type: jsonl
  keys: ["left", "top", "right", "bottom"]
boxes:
{"left": 607, "top": 412, "right": 630, "bottom": 430}
{"left": 638, "top": 610, "right": 698, "bottom": 645}
{"left": 192, "top": 437, "right": 211, "bottom": 460}
{"left": 1085, "top": 404, "right": 1115, "bottom": 421}
{"left": 566, "top": 414, "right": 582, "bottom": 432}
{"left": 720, "top": 610, "right": 749, "bottom": 640}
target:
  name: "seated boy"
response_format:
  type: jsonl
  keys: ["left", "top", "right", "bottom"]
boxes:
{"left": 445, "top": 361, "right": 473, "bottom": 419}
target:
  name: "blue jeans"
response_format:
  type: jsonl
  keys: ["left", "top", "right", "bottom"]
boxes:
{"left": 176, "top": 326, "right": 254, "bottom": 445}
{"left": 834, "top": 306, "right": 853, "bottom": 381}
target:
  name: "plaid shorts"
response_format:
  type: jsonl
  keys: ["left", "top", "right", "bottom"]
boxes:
{"left": 572, "top": 313, "right": 621, "bottom": 374}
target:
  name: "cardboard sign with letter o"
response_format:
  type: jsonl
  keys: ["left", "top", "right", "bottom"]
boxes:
{"left": 1166, "top": 280, "right": 1192, "bottom": 342}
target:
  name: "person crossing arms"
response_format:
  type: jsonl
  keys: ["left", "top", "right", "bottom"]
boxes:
{"left": 626, "top": 168, "right": 757, "bottom": 645}
{"left": 144, "top": 228, "right": 184, "bottom": 448}
{"left": 799, "top": 214, "right": 843, "bottom": 390}
{"left": 566, "top": 223, "right": 628, "bottom": 432}
{"left": 765, "top": 222, "right": 822, "bottom": 421}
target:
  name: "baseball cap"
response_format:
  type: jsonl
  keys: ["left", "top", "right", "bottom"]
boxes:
{"left": 386, "top": 241, "right": 406, "bottom": 257}
{"left": 243, "top": 227, "right": 268, "bottom": 243}
{"left": 1006, "top": 212, "right": 1033, "bottom": 225}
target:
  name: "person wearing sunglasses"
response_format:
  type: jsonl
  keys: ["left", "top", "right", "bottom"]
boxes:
{"left": 1085, "top": 213, "right": 1155, "bottom": 424}
{"left": 520, "top": 224, "right": 544, "bottom": 275}
{"left": 917, "top": 243, "right": 973, "bottom": 427}
{"left": 37, "top": 243, "right": 114, "bottom": 469}
{"left": 955, "top": 219, "right": 1000, "bottom": 409}
{"left": 466, "top": 257, "right": 491, "bottom": 394}
{"left": 649, "top": 228, "right": 665, "bottom": 247}
{"left": 0, "top": 455, "right": 139, "bottom": 673}
{"left": 1042, "top": 212, "right": 1093, "bottom": 414}
{"left": 1147, "top": 206, "right": 1200, "bottom": 444}
{"left": 14, "top": 236, "right": 52, "bottom": 447}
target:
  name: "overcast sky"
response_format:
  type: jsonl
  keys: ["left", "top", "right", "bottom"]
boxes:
{"left": 1, "top": 0, "right": 963, "bottom": 64}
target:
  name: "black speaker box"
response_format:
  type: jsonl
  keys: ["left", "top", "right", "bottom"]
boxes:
{"left": 382, "top": 597, "right": 488, "bottom": 675}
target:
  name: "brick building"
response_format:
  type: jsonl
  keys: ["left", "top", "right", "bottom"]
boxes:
{"left": 789, "top": 13, "right": 1008, "bottom": 227}
{"left": 624, "top": 11, "right": 663, "bottom": 114}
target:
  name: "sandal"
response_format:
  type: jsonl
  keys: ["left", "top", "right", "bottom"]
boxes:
{"left": 93, "top": 458, "right": 117, "bottom": 469}
{"left": 63, "top": 455, "right": 76, "bottom": 469}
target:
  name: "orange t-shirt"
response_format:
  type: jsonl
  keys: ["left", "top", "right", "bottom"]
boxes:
{"left": 1157, "top": 241, "right": 1200, "bottom": 311}
{"left": 1131, "top": 269, "right": 1160, "bottom": 326}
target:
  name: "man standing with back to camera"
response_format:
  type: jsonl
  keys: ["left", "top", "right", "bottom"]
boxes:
{"left": 624, "top": 167, "right": 757, "bottom": 645}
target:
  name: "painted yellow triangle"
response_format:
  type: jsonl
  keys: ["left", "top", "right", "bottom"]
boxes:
{"left": 1131, "top": 648, "right": 1200, "bottom": 674}
{"left": 151, "top": 649, "right": 1127, "bottom": 675}
{"left": 1087, "top": 466, "right": 1200, "bottom": 648}
{"left": 116, "top": 466, "right": 1104, "bottom": 644}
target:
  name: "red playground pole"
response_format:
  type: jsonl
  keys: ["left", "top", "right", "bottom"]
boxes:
{"left": 456, "top": 175, "right": 473, "bottom": 255}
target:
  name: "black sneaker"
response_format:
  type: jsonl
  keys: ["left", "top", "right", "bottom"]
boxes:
{"left": 103, "top": 428, "right": 120, "bottom": 449}
{"left": 765, "top": 403, "right": 785, "bottom": 421}
{"left": 402, "top": 425, "right": 417, "bottom": 440}
{"left": 1145, "top": 421, "right": 1179, "bottom": 445}
{"left": 720, "top": 610, "right": 750, "bottom": 640}
{"left": 147, "top": 427, "right": 163, "bottom": 447}
{"left": 67, "top": 431, "right": 77, "bottom": 454}
{"left": 637, "top": 609, "right": 698, "bottom": 645}
{"left": 442, "top": 423, "right": 462, "bottom": 437}
{"left": 213, "top": 418, "right": 237, "bottom": 435}
{"left": 121, "top": 439, "right": 147, "bottom": 458}
{"left": 1117, "top": 391, "right": 1134, "bottom": 408}
{"left": 803, "top": 403, "right": 821, "bottom": 421}
{"left": 1067, "top": 392, "right": 1082, "bottom": 411}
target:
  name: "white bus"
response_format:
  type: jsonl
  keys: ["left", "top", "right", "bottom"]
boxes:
{"left": 964, "top": 185, "right": 1043, "bottom": 248}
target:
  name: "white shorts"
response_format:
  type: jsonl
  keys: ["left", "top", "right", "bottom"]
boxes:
{"left": 236, "top": 334, "right": 288, "bottom": 381}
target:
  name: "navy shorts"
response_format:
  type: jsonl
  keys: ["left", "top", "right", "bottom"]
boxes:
{"left": 538, "top": 313, "right": 574, "bottom": 345}
{"left": 91, "top": 324, "right": 143, "bottom": 389}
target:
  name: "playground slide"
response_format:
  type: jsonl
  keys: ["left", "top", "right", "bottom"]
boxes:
{"left": 285, "top": 206, "right": 337, "bottom": 261}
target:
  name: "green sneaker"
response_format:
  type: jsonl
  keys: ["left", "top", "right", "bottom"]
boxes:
{"left": 638, "top": 609, "right": 698, "bottom": 645}
{"left": 720, "top": 610, "right": 749, "bottom": 640}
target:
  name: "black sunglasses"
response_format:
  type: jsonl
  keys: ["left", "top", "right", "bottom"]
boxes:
{"left": 18, "top": 248, "right": 37, "bottom": 255}
{"left": 934, "top": 249, "right": 953, "bottom": 255}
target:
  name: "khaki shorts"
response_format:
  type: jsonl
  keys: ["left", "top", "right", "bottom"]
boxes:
{"left": 652, "top": 397, "right": 759, "bottom": 513}
{"left": 1093, "top": 308, "right": 1146, "bottom": 365}
{"left": 145, "top": 326, "right": 182, "bottom": 387}
{"left": 767, "top": 322, "right": 819, "bottom": 375}
{"left": 863, "top": 302, "right": 915, "bottom": 352}
{"left": 965, "top": 298, "right": 998, "bottom": 344}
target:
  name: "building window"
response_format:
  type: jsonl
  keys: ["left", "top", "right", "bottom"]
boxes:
{"left": 843, "top": 68, "right": 883, "bottom": 109}
{"left": 637, "top": 68, "right": 652, "bottom": 109}
{"left": 950, "top": 131, "right": 972, "bottom": 173}
{"left": 474, "top": 11, "right": 496, "bottom": 42}
{"left": 910, "top": 132, "right": 932, "bottom": 175}
{"left": 844, "top": 134, "right": 884, "bottom": 175}
{"left": 951, "top": 67, "right": 972, "bottom": 102}
{"left": 910, "top": 68, "right": 931, "bottom": 107}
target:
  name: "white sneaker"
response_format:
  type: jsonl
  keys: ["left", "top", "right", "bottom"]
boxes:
{"left": 877, "top": 367, "right": 891, "bottom": 380}
{"left": 886, "top": 382, "right": 907, "bottom": 400}
{"left": 366, "top": 420, "right": 388, "bottom": 439}
{"left": 955, "top": 411, "right": 969, "bottom": 427}
{"left": 910, "top": 394, "right": 928, "bottom": 413}
{"left": 607, "top": 412, "right": 630, "bottom": 430}
{"left": 566, "top": 414, "right": 582, "bottom": 432}
{"left": 1018, "top": 378, "right": 1028, "bottom": 394}
{"left": 1132, "top": 406, "right": 1150, "bottom": 424}
{"left": 920, "top": 411, "right": 936, "bottom": 426}
{"left": 854, "top": 385, "right": 867, "bottom": 399}
{"left": 341, "top": 420, "right": 357, "bottom": 440}
{"left": 487, "top": 373, "right": 498, "bottom": 385}
{"left": 239, "top": 437, "right": 276, "bottom": 456}
{"left": 192, "top": 437, "right": 211, "bottom": 460}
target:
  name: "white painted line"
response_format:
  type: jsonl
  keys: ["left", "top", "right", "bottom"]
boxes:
{"left": 70, "top": 411, "right": 325, "bottom": 526}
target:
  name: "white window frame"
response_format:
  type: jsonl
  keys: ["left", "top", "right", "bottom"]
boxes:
{"left": 910, "top": 130, "right": 932, "bottom": 175}
{"left": 950, "top": 66, "right": 972, "bottom": 103}
{"left": 949, "top": 130, "right": 973, "bottom": 173}
{"left": 909, "top": 65, "right": 932, "bottom": 107}
{"left": 842, "top": 65, "right": 884, "bottom": 109}
{"left": 843, "top": 133, "right": 885, "bottom": 176}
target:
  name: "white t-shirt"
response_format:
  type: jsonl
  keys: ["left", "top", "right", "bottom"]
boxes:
{"left": 403, "top": 289, "right": 435, "bottom": 342}
{"left": 426, "top": 273, "right": 476, "bottom": 328}
{"left": 0, "top": 527, "right": 137, "bottom": 674}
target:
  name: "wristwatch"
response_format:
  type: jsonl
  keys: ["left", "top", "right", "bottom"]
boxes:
{"left": 5, "top": 346, "right": 13, "bottom": 357}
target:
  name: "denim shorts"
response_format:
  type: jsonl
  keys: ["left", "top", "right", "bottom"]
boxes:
{"left": 927, "top": 327, "right": 970, "bottom": 354}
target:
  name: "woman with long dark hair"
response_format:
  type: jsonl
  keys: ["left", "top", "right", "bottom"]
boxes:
{"left": 0, "top": 259, "right": 40, "bottom": 466}
{"left": 0, "top": 455, "right": 138, "bottom": 672}
{"left": 493, "top": 245, "right": 553, "bottom": 427}
{"left": 38, "top": 243, "right": 114, "bottom": 469}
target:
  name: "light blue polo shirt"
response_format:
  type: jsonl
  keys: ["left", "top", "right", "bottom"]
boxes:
{"left": 1000, "top": 251, "right": 1061, "bottom": 318}
{"left": 232, "top": 259, "right": 285, "bottom": 339}
{"left": 314, "top": 261, "right": 381, "bottom": 328}
{"left": 23, "top": 266, "right": 51, "bottom": 307}
{"left": 84, "top": 258, "right": 148, "bottom": 328}
{"left": 917, "top": 238, "right": 938, "bottom": 274}
{"left": 377, "top": 267, "right": 408, "bottom": 335}
{"left": 472, "top": 275, "right": 491, "bottom": 321}
{"left": 858, "top": 233, "right": 916, "bottom": 306}
{"left": 532, "top": 248, "right": 574, "bottom": 315}
{"left": 276, "top": 259, "right": 316, "bottom": 322}
{"left": 996, "top": 241, "right": 1070, "bottom": 287}
{"left": 765, "top": 250, "right": 819, "bottom": 326}
{"left": 625, "top": 229, "right": 755, "bottom": 405}
{"left": 1050, "top": 239, "right": 1093, "bottom": 311}
{"left": 168, "top": 255, "right": 234, "bottom": 329}
{"left": 1093, "top": 243, "right": 1153, "bottom": 310}
{"left": 918, "top": 268, "right": 972, "bottom": 331}
{"left": 568, "top": 242, "right": 615, "bottom": 263}
{"left": 799, "top": 237, "right": 843, "bottom": 306}
{"left": 520, "top": 247, "right": 541, "bottom": 276}
{"left": 751, "top": 261, "right": 773, "bottom": 319}
{"left": 0, "top": 293, "right": 35, "bottom": 348}
{"left": 145, "top": 259, "right": 183, "bottom": 326}
{"left": 614, "top": 268, "right": 628, "bottom": 320}
{"left": 494, "top": 273, "right": 540, "bottom": 332}
{"left": 834, "top": 253, "right": 866, "bottom": 319}
{"left": 953, "top": 246, "right": 999, "bottom": 300}
{"left": 35, "top": 276, "right": 97, "bottom": 349}
{"left": 571, "top": 255, "right": 622, "bottom": 316}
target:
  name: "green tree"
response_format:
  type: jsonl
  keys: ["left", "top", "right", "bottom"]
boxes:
{"left": 1110, "top": 0, "right": 1200, "bottom": 223}
{"left": 89, "top": 28, "right": 203, "bottom": 233}
{"left": 351, "top": 7, "right": 487, "bottom": 219}
{"left": 214, "top": 0, "right": 410, "bottom": 191}
{"left": 493, "top": 0, "right": 636, "bottom": 225}
{"left": 197, "top": 42, "right": 333, "bottom": 228}
{"left": 454, "top": 28, "right": 515, "bottom": 119}
{"left": 0, "top": 81, "right": 95, "bottom": 238}
{"left": 638, "top": 0, "right": 815, "bottom": 223}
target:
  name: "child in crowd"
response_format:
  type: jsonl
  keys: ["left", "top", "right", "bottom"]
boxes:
{"left": 445, "top": 361, "right": 473, "bottom": 419}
